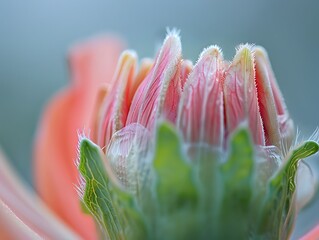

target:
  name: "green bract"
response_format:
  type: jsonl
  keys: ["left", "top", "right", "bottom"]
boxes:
{"left": 78, "top": 123, "right": 318, "bottom": 240}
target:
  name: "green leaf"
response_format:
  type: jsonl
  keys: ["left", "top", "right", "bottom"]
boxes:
{"left": 218, "top": 127, "right": 255, "bottom": 239}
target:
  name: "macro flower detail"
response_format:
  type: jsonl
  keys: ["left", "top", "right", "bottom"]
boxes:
{"left": 77, "top": 32, "right": 319, "bottom": 239}
{"left": 0, "top": 32, "right": 318, "bottom": 240}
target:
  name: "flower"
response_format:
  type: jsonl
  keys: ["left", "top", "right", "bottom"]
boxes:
{"left": 0, "top": 32, "right": 318, "bottom": 240}
{"left": 78, "top": 32, "right": 319, "bottom": 239}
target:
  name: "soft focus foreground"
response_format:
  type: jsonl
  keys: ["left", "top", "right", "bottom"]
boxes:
{"left": 78, "top": 32, "right": 319, "bottom": 239}
{"left": 1, "top": 37, "right": 125, "bottom": 240}
{"left": 34, "top": 37, "right": 124, "bottom": 239}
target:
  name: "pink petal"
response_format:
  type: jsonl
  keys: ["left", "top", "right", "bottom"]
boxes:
{"left": 34, "top": 36, "right": 123, "bottom": 239}
{"left": 0, "top": 201, "right": 41, "bottom": 240}
{"left": 131, "top": 58, "right": 153, "bottom": 101}
{"left": 126, "top": 33, "right": 182, "bottom": 130}
{"left": 178, "top": 46, "right": 224, "bottom": 146}
{"left": 254, "top": 47, "right": 281, "bottom": 147}
{"left": 224, "top": 45, "right": 265, "bottom": 145}
{"left": 301, "top": 224, "right": 319, "bottom": 240}
{"left": 0, "top": 150, "right": 80, "bottom": 239}
{"left": 179, "top": 59, "right": 193, "bottom": 92}
{"left": 97, "top": 51, "right": 137, "bottom": 149}
{"left": 254, "top": 46, "right": 294, "bottom": 148}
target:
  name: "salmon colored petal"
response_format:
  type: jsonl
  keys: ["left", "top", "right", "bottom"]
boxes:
{"left": 34, "top": 36, "right": 123, "bottom": 239}
{"left": 254, "top": 46, "right": 294, "bottom": 149}
{"left": 0, "top": 150, "right": 80, "bottom": 239}
{"left": 97, "top": 51, "right": 137, "bottom": 148}
{"left": 224, "top": 45, "right": 265, "bottom": 145}
{"left": 178, "top": 46, "right": 224, "bottom": 146}
{"left": 301, "top": 224, "right": 319, "bottom": 240}
{"left": 35, "top": 90, "right": 97, "bottom": 239}
{"left": 126, "top": 32, "right": 182, "bottom": 130}
{"left": 70, "top": 36, "right": 123, "bottom": 89}
{"left": 92, "top": 85, "right": 108, "bottom": 142}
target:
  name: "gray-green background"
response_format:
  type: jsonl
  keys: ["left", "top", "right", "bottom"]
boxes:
{"left": 0, "top": 0, "right": 318, "bottom": 238}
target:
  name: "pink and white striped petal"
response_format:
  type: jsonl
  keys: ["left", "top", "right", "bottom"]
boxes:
{"left": 224, "top": 45, "right": 265, "bottom": 145}
{"left": 126, "top": 32, "right": 182, "bottom": 130}
{"left": 178, "top": 46, "right": 224, "bottom": 147}
{"left": 130, "top": 58, "right": 153, "bottom": 101}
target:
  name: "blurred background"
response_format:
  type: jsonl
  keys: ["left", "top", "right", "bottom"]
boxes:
{"left": 0, "top": 0, "right": 318, "bottom": 238}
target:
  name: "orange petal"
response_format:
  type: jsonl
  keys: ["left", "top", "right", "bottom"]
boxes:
{"left": 224, "top": 45, "right": 265, "bottom": 145}
{"left": 131, "top": 58, "right": 153, "bottom": 101}
{"left": 126, "top": 32, "right": 182, "bottom": 130}
{"left": 178, "top": 46, "right": 224, "bottom": 146}
{"left": 92, "top": 85, "right": 108, "bottom": 142}
{"left": 34, "top": 36, "right": 123, "bottom": 239}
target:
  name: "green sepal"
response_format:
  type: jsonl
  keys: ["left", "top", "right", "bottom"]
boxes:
{"left": 218, "top": 127, "right": 255, "bottom": 239}
{"left": 78, "top": 138, "right": 146, "bottom": 240}
{"left": 154, "top": 123, "right": 198, "bottom": 209}
{"left": 257, "top": 140, "right": 319, "bottom": 239}
{"left": 152, "top": 123, "right": 199, "bottom": 239}
{"left": 78, "top": 123, "right": 319, "bottom": 240}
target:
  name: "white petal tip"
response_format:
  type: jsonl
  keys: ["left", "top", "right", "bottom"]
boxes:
{"left": 118, "top": 50, "right": 138, "bottom": 62}
{"left": 162, "top": 30, "right": 182, "bottom": 54}
{"left": 253, "top": 45, "right": 268, "bottom": 57}
{"left": 233, "top": 44, "right": 255, "bottom": 66}
{"left": 199, "top": 45, "right": 223, "bottom": 60}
